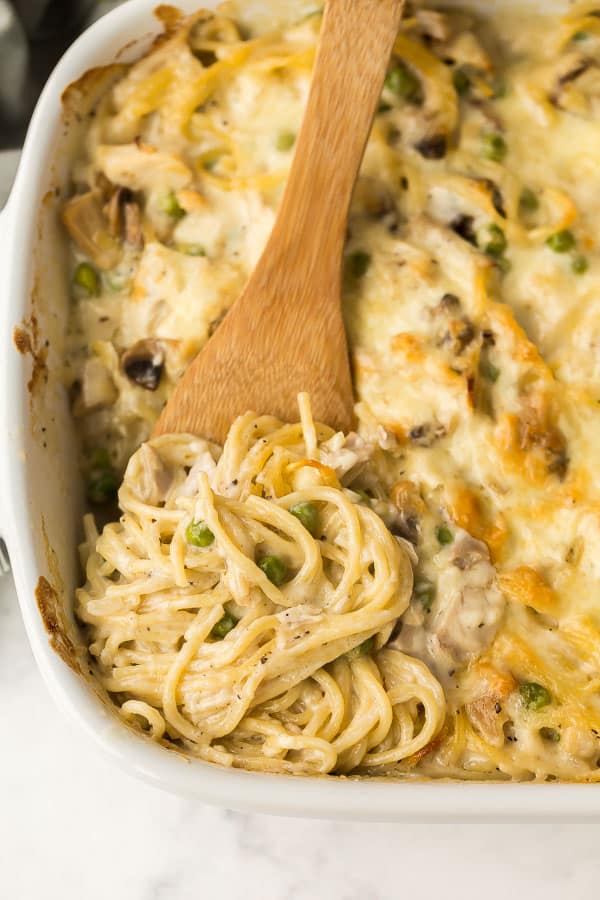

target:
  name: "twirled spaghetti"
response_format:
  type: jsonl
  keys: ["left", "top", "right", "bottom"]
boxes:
{"left": 77, "top": 397, "right": 445, "bottom": 774}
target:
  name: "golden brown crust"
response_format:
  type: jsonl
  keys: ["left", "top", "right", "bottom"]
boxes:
{"left": 35, "top": 576, "right": 81, "bottom": 674}
{"left": 13, "top": 327, "right": 32, "bottom": 356}
{"left": 13, "top": 319, "right": 48, "bottom": 395}
{"left": 61, "top": 64, "right": 128, "bottom": 119}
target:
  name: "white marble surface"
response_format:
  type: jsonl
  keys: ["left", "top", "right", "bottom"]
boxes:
{"left": 1, "top": 572, "right": 599, "bottom": 899}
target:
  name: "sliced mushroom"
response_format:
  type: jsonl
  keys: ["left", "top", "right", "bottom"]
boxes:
{"left": 121, "top": 339, "right": 165, "bottom": 391}
{"left": 62, "top": 191, "right": 121, "bottom": 270}
{"left": 123, "top": 200, "right": 143, "bottom": 249}
{"left": 443, "top": 316, "right": 476, "bottom": 355}
{"left": 437, "top": 292, "right": 461, "bottom": 312}
{"left": 105, "top": 187, "right": 126, "bottom": 237}
{"left": 465, "top": 665, "right": 516, "bottom": 747}
{"left": 389, "top": 479, "right": 426, "bottom": 544}
{"left": 104, "top": 187, "right": 144, "bottom": 249}
{"left": 414, "top": 133, "right": 448, "bottom": 160}
{"left": 407, "top": 422, "right": 447, "bottom": 448}
{"left": 478, "top": 178, "right": 506, "bottom": 218}
{"left": 432, "top": 293, "right": 476, "bottom": 356}
{"left": 450, "top": 532, "right": 490, "bottom": 571}
{"left": 519, "top": 393, "right": 569, "bottom": 479}
{"left": 450, "top": 214, "right": 477, "bottom": 246}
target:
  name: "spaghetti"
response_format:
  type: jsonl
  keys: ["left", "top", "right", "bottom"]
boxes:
{"left": 77, "top": 396, "right": 444, "bottom": 774}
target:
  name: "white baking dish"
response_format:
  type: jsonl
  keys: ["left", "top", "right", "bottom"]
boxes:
{"left": 1, "top": 0, "right": 597, "bottom": 821}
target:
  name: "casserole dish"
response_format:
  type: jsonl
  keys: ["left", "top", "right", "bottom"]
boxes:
{"left": 1, "top": 0, "right": 598, "bottom": 821}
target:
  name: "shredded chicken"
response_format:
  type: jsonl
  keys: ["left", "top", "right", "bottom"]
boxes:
{"left": 135, "top": 443, "right": 173, "bottom": 505}
{"left": 75, "top": 357, "right": 117, "bottom": 413}
{"left": 319, "top": 432, "right": 373, "bottom": 481}
{"left": 95, "top": 143, "right": 192, "bottom": 194}
{"left": 392, "top": 529, "right": 506, "bottom": 678}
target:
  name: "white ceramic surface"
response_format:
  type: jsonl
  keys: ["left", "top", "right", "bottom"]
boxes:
{"left": 1, "top": 0, "right": 598, "bottom": 821}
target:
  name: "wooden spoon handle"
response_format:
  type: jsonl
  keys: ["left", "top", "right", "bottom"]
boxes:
{"left": 267, "top": 0, "right": 405, "bottom": 287}
{"left": 153, "top": 0, "right": 406, "bottom": 443}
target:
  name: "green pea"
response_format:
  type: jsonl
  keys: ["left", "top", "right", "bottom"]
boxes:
{"left": 484, "top": 224, "right": 507, "bottom": 258}
{"left": 276, "top": 130, "right": 296, "bottom": 152}
{"left": 258, "top": 554, "right": 287, "bottom": 585}
{"left": 203, "top": 157, "right": 219, "bottom": 171}
{"left": 519, "top": 188, "right": 539, "bottom": 212}
{"left": 573, "top": 31, "right": 588, "bottom": 42}
{"left": 414, "top": 580, "right": 435, "bottom": 614}
{"left": 160, "top": 191, "right": 185, "bottom": 219}
{"left": 385, "top": 64, "right": 421, "bottom": 102}
{"left": 87, "top": 469, "right": 119, "bottom": 505}
{"left": 74, "top": 262, "right": 99, "bottom": 296}
{"left": 482, "top": 132, "right": 507, "bottom": 162}
{"left": 491, "top": 77, "right": 507, "bottom": 99}
{"left": 572, "top": 254, "right": 589, "bottom": 275}
{"left": 347, "top": 250, "right": 371, "bottom": 278}
{"left": 290, "top": 502, "right": 319, "bottom": 536}
{"left": 540, "top": 727, "right": 561, "bottom": 743}
{"left": 480, "top": 359, "right": 500, "bottom": 383}
{"left": 88, "top": 447, "right": 111, "bottom": 469}
{"left": 211, "top": 612, "right": 238, "bottom": 640}
{"left": 436, "top": 525, "right": 453, "bottom": 545}
{"left": 453, "top": 68, "right": 470, "bottom": 96}
{"left": 546, "top": 230, "right": 575, "bottom": 253}
{"left": 346, "top": 636, "right": 375, "bottom": 661}
{"left": 520, "top": 682, "right": 552, "bottom": 710}
{"left": 186, "top": 520, "right": 215, "bottom": 547}
{"left": 176, "top": 243, "right": 206, "bottom": 256}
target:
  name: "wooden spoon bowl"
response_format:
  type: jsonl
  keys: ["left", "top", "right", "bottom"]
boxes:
{"left": 154, "top": 0, "right": 406, "bottom": 444}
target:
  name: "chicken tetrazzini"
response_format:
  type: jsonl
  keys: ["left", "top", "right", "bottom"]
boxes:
{"left": 78, "top": 397, "right": 445, "bottom": 773}
{"left": 66, "top": 2, "right": 600, "bottom": 780}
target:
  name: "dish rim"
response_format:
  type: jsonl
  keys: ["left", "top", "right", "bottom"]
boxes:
{"left": 1, "top": 0, "right": 599, "bottom": 820}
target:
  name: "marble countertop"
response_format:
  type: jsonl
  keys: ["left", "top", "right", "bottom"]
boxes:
{"left": 1, "top": 571, "right": 599, "bottom": 899}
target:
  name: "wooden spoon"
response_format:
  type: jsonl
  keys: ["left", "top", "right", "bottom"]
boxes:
{"left": 154, "top": 0, "right": 406, "bottom": 444}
